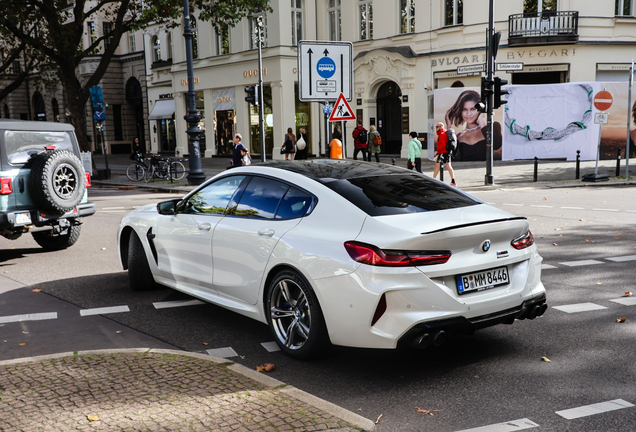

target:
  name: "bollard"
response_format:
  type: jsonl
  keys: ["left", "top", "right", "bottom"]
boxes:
{"left": 533, "top": 156, "right": 538, "bottom": 182}
{"left": 391, "top": 158, "right": 396, "bottom": 166}
{"left": 616, "top": 147, "right": 622, "bottom": 177}
{"left": 576, "top": 150, "right": 580, "bottom": 179}
{"left": 440, "top": 162, "right": 444, "bottom": 182}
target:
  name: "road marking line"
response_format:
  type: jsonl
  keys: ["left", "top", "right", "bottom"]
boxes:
{"left": 0, "top": 312, "right": 57, "bottom": 324}
{"left": 530, "top": 205, "right": 553, "bottom": 208}
{"left": 555, "top": 399, "right": 634, "bottom": 420}
{"left": 592, "top": 208, "right": 619, "bottom": 212}
{"left": 503, "top": 204, "right": 523, "bottom": 206}
{"left": 102, "top": 207, "right": 125, "bottom": 210}
{"left": 552, "top": 303, "right": 607, "bottom": 313}
{"left": 261, "top": 341, "right": 281, "bottom": 352}
{"left": 207, "top": 347, "right": 238, "bottom": 358}
{"left": 606, "top": 255, "right": 636, "bottom": 262}
{"left": 561, "top": 206, "right": 584, "bottom": 209}
{"left": 101, "top": 210, "right": 125, "bottom": 213}
{"left": 559, "top": 259, "right": 604, "bottom": 267}
{"left": 454, "top": 418, "right": 539, "bottom": 432}
{"left": 79, "top": 306, "right": 130, "bottom": 316}
{"left": 153, "top": 299, "right": 205, "bottom": 309}
{"left": 541, "top": 264, "right": 558, "bottom": 269}
{"left": 610, "top": 297, "right": 636, "bottom": 306}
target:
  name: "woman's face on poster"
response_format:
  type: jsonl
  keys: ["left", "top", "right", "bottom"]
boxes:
{"left": 462, "top": 100, "right": 480, "bottom": 125}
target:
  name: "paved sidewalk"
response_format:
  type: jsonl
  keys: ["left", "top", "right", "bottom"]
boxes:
{"left": 0, "top": 349, "right": 374, "bottom": 432}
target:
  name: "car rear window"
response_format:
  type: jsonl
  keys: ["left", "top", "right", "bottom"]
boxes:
{"left": 321, "top": 174, "right": 479, "bottom": 216}
{"left": 4, "top": 131, "right": 76, "bottom": 165}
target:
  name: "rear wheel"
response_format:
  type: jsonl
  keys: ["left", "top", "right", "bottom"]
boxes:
{"left": 32, "top": 225, "right": 81, "bottom": 251}
{"left": 127, "top": 230, "right": 158, "bottom": 291}
{"left": 155, "top": 161, "right": 170, "bottom": 179}
{"left": 144, "top": 165, "right": 154, "bottom": 183}
{"left": 169, "top": 161, "right": 186, "bottom": 180}
{"left": 126, "top": 163, "right": 146, "bottom": 181}
{"left": 266, "top": 270, "right": 328, "bottom": 359}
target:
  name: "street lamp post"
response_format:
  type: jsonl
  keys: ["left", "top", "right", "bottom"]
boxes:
{"left": 183, "top": 0, "right": 206, "bottom": 185}
{"left": 256, "top": 16, "right": 266, "bottom": 162}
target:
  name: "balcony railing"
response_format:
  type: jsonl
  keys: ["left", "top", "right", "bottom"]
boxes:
{"left": 508, "top": 11, "right": 579, "bottom": 46}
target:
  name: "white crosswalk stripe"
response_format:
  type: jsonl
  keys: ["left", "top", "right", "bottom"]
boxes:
{"left": 552, "top": 303, "right": 607, "bottom": 313}
{"left": 0, "top": 312, "right": 57, "bottom": 324}
{"left": 454, "top": 418, "right": 539, "bottom": 432}
{"left": 79, "top": 306, "right": 130, "bottom": 316}
{"left": 559, "top": 259, "right": 604, "bottom": 267}
{"left": 555, "top": 399, "right": 634, "bottom": 420}
{"left": 206, "top": 347, "right": 238, "bottom": 358}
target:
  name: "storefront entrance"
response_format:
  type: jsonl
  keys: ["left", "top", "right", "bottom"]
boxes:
{"left": 215, "top": 110, "right": 235, "bottom": 155}
{"left": 376, "top": 81, "right": 403, "bottom": 155}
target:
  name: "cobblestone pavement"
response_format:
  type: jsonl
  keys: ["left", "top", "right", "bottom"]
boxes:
{"left": 0, "top": 349, "right": 371, "bottom": 432}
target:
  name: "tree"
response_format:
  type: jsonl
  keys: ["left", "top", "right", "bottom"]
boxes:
{"left": 0, "top": 0, "right": 271, "bottom": 151}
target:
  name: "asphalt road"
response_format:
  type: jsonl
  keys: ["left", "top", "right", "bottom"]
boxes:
{"left": 1, "top": 183, "right": 636, "bottom": 431}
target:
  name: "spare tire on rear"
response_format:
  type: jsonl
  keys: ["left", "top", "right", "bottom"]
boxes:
{"left": 29, "top": 150, "right": 86, "bottom": 213}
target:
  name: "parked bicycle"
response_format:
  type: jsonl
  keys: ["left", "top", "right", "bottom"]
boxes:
{"left": 125, "top": 151, "right": 148, "bottom": 182}
{"left": 125, "top": 152, "right": 187, "bottom": 183}
{"left": 164, "top": 157, "right": 187, "bottom": 181}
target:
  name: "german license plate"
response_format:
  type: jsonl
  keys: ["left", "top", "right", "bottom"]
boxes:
{"left": 14, "top": 212, "right": 31, "bottom": 225}
{"left": 456, "top": 266, "right": 509, "bottom": 295}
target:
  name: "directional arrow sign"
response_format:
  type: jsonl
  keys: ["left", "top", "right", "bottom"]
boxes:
{"left": 329, "top": 93, "right": 356, "bottom": 121}
{"left": 298, "top": 41, "right": 352, "bottom": 102}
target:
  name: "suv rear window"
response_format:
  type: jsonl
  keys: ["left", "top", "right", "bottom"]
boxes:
{"left": 4, "top": 131, "right": 76, "bottom": 165}
{"left": 321, "top": 174, "right": 479, "bottom": 216}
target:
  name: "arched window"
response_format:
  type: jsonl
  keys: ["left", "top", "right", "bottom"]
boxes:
{"left": 153, "top": 35, "right": 161, "bottom": 62}
{"left": 190, "top": 15, "right": 199, "bottom": 59}
{"left": 328, "top": 0, "right": 341, "bottom": 41}
{"left": 291, "top": 0, "right": 303, "bottom": 45}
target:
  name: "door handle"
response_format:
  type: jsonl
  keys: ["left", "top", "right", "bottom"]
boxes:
{"left": 198, "top": 223, "right": 211, "bottom": 231}
{"left": 258, "top": 229, "right": 275, "bottom": 237}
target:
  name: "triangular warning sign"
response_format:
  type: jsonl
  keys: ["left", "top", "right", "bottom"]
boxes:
{"left": 329, "top": 93, "right": 356, "bottom": 122}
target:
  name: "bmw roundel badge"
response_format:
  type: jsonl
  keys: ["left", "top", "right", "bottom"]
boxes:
{"left": 481, "top": 240, "right": 491, "bottom": 252}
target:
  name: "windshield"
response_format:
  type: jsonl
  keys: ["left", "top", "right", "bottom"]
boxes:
{"left": 4, "top": 130, "right": 76, "bottom": 165}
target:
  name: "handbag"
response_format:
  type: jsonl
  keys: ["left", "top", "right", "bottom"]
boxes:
{"left": 296, "top": 135, "right": 306, "bottom": 151}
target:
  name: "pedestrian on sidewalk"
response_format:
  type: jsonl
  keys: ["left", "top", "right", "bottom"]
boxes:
{"left": 241, "top": 147, "right": 251, "bottom": 165}
{"left": 368, "top": 125, "right": 381, "bottom": 163}
{"left": 352, "top": 119, "right": 368, "bottom": 161}
{"left": 407, "top": 131, "right": 422, "bottom": 173}
{"left": 283, "top": 127, "right": 296, "bottom": 160}
{"left": 433, "top": 123, "right": 457, "bottom": 186}
{"left": 231, "top": 133, "right": 246, "bottom": 168}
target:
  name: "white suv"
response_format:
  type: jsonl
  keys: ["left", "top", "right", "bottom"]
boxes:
{"left": 0, "top": 119, "right": 95, "bottom": 250}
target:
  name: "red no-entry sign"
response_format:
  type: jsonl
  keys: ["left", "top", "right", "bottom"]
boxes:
{"left": 593, "top": 90, "right": 613, "bottom": 111}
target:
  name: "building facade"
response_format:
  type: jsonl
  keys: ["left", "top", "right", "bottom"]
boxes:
{"left": 143, "top": 0, "right": 636, "bottom": 160}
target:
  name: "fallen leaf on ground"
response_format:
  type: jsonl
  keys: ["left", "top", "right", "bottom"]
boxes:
{"left": 552, "top": 243, "right": 558, "bottom": 246}
{"left": 617, "top": 317, "right": 627, "bottom": 323}
{"left": 541, "top": 357, "right": 551, "bottom": 362}
{"left": 116, "top": 331, "right": 121, "bottom": 334}
{"left": 19, "top": 343, "right": 26, "bottom": 346}
{"left": 256, "top": 363, "right": 275, "bottom": 372}
{"left": 415, "top": 407, "right": 443, "bottom": 416}
{"left": 596, "top": 282, "right": 602, "bottom": 285}
{"left": 86, "top": 415, "right": 100, "bottom": 422}
{"left": 31, "top": 289, "right": 42, "bottom": 293}
{"left": 101, "top": 247, "right": 107, "bottom": 251}
{"left": 375, "top": 414, "right": 383, "bottom": 424}
{"left": 624, "top": 292, "right": 633, "bottom": 297}
{"left": 202, "top": 342, "right": 208, "bottom": 345}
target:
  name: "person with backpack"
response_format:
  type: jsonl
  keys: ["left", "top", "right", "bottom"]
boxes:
{"left": 368, "top": 125, "right": 381, "bottom": 163}
{"left": 433, "top": 122, "right": 457, "bottom": 186}
{"left": 352, "top": 119, "right": 368, "bottom": 161}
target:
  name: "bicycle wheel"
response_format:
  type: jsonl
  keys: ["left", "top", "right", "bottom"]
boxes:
{"left": 169, "top": 161, "right": 186, "bottom": 180}
{"left": 155, "top": 161, "right": 170, "bottom": 179}
{"left": 144, "top": 164, "right": 154, "bottom": 183}
{"left": 126, "top": 163, "right": 146, "bottom": 181}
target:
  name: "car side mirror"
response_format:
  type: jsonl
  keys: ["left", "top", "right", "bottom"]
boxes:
{"left": 157, "top": 199, "right": 180, "bottom": 215}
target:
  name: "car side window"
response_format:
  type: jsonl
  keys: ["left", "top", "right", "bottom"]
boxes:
{"left": 183, "top": 175, "right": 246, "bottom": 215}
{"left": 276, "top": 188, "right": 313, "bottom": 219}
{"left": 233, "top": 176, "right": 289, "bottom": 219}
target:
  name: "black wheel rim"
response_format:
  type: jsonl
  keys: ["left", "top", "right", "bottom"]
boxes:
{"left": 270, "top": 279, "right": 311, "bottom": 351}
{"left": 53, "top": 163, "right": 78, "bottom": 199}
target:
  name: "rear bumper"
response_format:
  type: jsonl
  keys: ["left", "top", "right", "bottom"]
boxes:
{"left": 0, "top": 201, "right": 96, "bottom": 229}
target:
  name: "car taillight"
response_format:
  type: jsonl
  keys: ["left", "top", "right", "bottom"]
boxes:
{"left": 511, "top": 231, "right": 534, "bottom": 250}
{"left": 85, "top": 172, "right": 91, "bottom": 187}
{"left": 344, "top": 241, "right": 451, "bottom": 267}
{"left": 0, "top": 178, "right": 12, "bottom": 195}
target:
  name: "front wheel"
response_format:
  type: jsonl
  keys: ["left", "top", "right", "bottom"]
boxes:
{"left": 266, "top": 270, "right": 328, "bottom": 359}
{"left": 32, "top": 225, "right": 81, "bottom": 251}
{"left": 169, "top": 161, "right": 186, "bottom": 180}
{"left": 126, "top": 163, "right": 146, "bottom": 181}
{"left": 127, "top": 230, "right": 158, "bottom": 291}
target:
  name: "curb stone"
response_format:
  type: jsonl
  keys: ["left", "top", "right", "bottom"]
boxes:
{"left": 0, "top": 348, "right": 376, "bottom": 432}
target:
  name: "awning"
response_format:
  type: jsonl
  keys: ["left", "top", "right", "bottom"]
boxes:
{"left": 148, "top": 99, "right": 175, "bottom": 120}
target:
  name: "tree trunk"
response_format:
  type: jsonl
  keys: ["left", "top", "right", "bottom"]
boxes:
{"left": 58, "top": 65, "right": 91, "bottom": 153}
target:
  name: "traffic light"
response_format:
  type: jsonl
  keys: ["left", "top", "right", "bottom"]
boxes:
{"left": 477, "top": 77, "right": 494, "bottom": 113}
{"left": 493, "top": 77, "right": 509, "bottom": 109}
{"left": 244, "top": 85, "right": 259, "bottom": 106}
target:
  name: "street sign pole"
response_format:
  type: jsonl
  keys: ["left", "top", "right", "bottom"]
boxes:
{"left": 583, "top": 90, "right": 613, "bottom": 182}
{"left": 626, "top": 59, "right": 634, "bottom": 179}
{"left": 257, "top": 17, "right": 265, "bottom": 162}
{"left": 324, "top": 102, "right": 329, "bottom": 157}
{"left": 485, "top": 0, "right": 495, "bottom": 185}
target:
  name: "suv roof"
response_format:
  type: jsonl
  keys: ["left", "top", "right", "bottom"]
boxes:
{"left": 0, "top": 119, "right": 75, "bottom": 132}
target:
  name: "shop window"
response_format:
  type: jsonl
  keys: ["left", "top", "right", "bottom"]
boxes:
{"left": 217, "top": 23, "right": 230, "bottom": 55}
{"left": 249, "top": 85, "right": 273, "bottom": 154}
{"left": 400, "top": 0, "right": 415, "bottom": 34}
{"left": 359, "top": 1, "right": 373, "bottom": 41}
{"left": 444, "top": 0, "right": 463, "bottom": 26}
{"left": 616, "top": 0, "right": 633, "bottom": 15}
{"left": 328, "top": 0, "right": 341, "bottom": 41}
{"left": 250, "top": 14, "right": 268, "bottom": 49}
{"left": 291, "top": 0, "right": 303, "bottom": 46}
